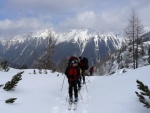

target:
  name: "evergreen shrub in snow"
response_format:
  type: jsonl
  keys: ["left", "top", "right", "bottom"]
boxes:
{"left": 3, "top": 71, "right": 24, "bottom": 91}
{"left": 33, "top": 70, "right": 36, "bottom": 74}
{"left": 135, "top": 79, "right": 150, "bottom": 108}
{"left": 5, "top": 98, "right": 17, "bottom": 103}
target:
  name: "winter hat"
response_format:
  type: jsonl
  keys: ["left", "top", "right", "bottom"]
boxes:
{"left": 71, "top": 60, "right": 78, "bottom": 64}
{"left": 69, "top": 56, "right": 78, "bottom": 64}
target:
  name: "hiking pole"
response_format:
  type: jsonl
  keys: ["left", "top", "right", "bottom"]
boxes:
{"left": 61, "top": 74, "right": 66, "bottom": 92}
{"left": 78, "top": 90, "right": 83, "bottom": 102}
{"left": 65, "top": 93, "right": 68, "bottom": 106}
{"left": 84, "top": 72, "right": 91, "bottom": 84}
{"left": 84, "top": 82, "right": 88, "bottom": 92}
{"left": 86, "top": 76, "right": 91, "bottom": 84}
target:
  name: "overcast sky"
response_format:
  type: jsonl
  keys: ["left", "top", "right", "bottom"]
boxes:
{"left": 0, "top": 0, "right": 150, "bottom": 39}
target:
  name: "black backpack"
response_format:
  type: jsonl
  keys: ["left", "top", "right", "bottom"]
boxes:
{"left": 82, "top": 57, "right": 89, "bottom": 70}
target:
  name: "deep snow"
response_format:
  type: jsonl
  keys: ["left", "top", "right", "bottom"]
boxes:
{"left": 0, "top": 65, "right": 150, "bottom": 113}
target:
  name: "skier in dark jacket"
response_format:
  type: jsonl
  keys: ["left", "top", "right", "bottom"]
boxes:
{"left": 78, "top": 57, "right": 89, "bottom": 84}
{"left": 65, "top": 56, "right": 80, "bottom": 102}
{"left": 89, "top": 66, "right": 94, "bottom": 76}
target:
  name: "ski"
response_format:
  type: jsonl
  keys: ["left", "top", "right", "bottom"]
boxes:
{"left": 68, "top": 101, "right": 78, "bottom": 110}
{"left": 68, "top": 102, "right": 73, "bottom": 110}
{"left": 73, "top": 101, "right": 78, "bottom": 110}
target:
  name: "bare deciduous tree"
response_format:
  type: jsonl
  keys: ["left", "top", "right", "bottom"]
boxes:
{"left": 135, "top": 15, "right": 144, "bottom": 68}
{"left": 35, "top": 32, "right": 57, "bottom": 70}
{"left": 56, "top": 57, "right": 68, "bottom": 73}
{"left": 125, "top": 9, "right": 144, "bottom": 69}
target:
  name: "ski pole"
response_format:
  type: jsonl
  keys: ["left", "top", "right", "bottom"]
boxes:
{"left": 61, "top": 74, "right": 66, "bottom": 92}
{"left": 78, "top": 91, "right": 83, "bottom": 102}
{"left": 65, "top": 93, "right": 68, "bottom": 106}
{"left": 84, "top": 82, "right": 88, "bottom": 92}
{"left": 86, "top": 76, "right": 91, "bottom": 84}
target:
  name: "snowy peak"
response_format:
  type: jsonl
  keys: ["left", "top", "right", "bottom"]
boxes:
{"left": 1, "top": 28, "right": 121, "bottom": 46}
{"left": 0, "top": 29, "right": 123, "bottom": 67}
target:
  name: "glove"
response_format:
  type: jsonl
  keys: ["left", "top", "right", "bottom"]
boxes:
{"left": 66, "top": 75, "right": 69, "bottom": 78}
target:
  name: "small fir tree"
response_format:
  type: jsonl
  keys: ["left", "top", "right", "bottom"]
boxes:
{"left": 33, "top": 69, "right": 36, "bottom": 74}
{"left": 3, "top": 71, "right": 24, "bottom": 91}
{"left": 51, "top": 68, "right": 56, "bottom": 73}
{"left": 135, "top": 79, "right": 150, "bottom": 108}
{"left": 5, "top": 98, "right": 17, "bottom": 103}
{"left": 39, "top": 69, "right": 42, "bottom": 74}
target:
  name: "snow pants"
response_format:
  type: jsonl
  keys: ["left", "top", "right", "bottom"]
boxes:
{"left": 68, "top": 80, "right": 78, "bottom": 99}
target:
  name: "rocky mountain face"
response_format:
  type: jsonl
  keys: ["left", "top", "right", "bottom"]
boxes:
{"left": 0, "top": 29, "right": 122, "bottom": 68}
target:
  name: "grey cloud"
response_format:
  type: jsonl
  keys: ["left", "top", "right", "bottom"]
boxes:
{"left": 0, "top": 18, "right": 52, "bottom": 39}
{"left": 1, "top": 0, "right": 150, "bottom": 39}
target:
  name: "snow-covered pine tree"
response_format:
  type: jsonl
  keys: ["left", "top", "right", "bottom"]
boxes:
{"left": 3, "top": 71, "right": 24, "bottom": 91}
{"left": 135, "top": 79, "right": 150, "bottom": 108}
{"left": 5, "top": 98, "right": 17, "bottom": 103}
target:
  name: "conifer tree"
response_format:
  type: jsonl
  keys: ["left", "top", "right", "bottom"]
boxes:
{"left": 135, "top": 79, "right": 150, "bottom": 108}
{"left": 33, "top": 69, "right": 36, "bottom": 74}
{"left": 3, "top": 71, "right": 24, "bottom": 91}
{"left": 39, "top": 69, "right": 42, "bottom": 74}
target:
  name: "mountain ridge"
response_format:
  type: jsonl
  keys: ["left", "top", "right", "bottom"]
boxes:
{"left": 0, "top": 29, "right": 123, "bottom": 68}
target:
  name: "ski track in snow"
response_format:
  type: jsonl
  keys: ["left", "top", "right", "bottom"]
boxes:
{"left": 49, "top": 76, "right": 94, "bottom": 113}
{"left": 1, "top": 67, "right": 150, "bottom": 113}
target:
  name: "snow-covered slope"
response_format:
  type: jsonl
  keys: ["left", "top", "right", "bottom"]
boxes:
{"left": 0, "top": 65, "right": 150, "bottom": 113}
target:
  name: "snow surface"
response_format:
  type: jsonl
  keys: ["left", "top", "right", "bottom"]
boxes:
{"left": 0, "top": 66, "right": 150, "bottom": 113}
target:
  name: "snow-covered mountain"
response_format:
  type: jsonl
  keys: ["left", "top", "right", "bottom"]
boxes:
{"left": 0, "top": 29, "right": 122, "bottom": 68}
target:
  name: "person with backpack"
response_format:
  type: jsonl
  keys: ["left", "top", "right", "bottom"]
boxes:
{"left": 89, "top": 66, "right": 94, "bottom": 76}
{"left": 65, "top": 56, "right": 80, "bottom": 102}
{"left": 79, "top": 56, "right": 89, "bottom": 84}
